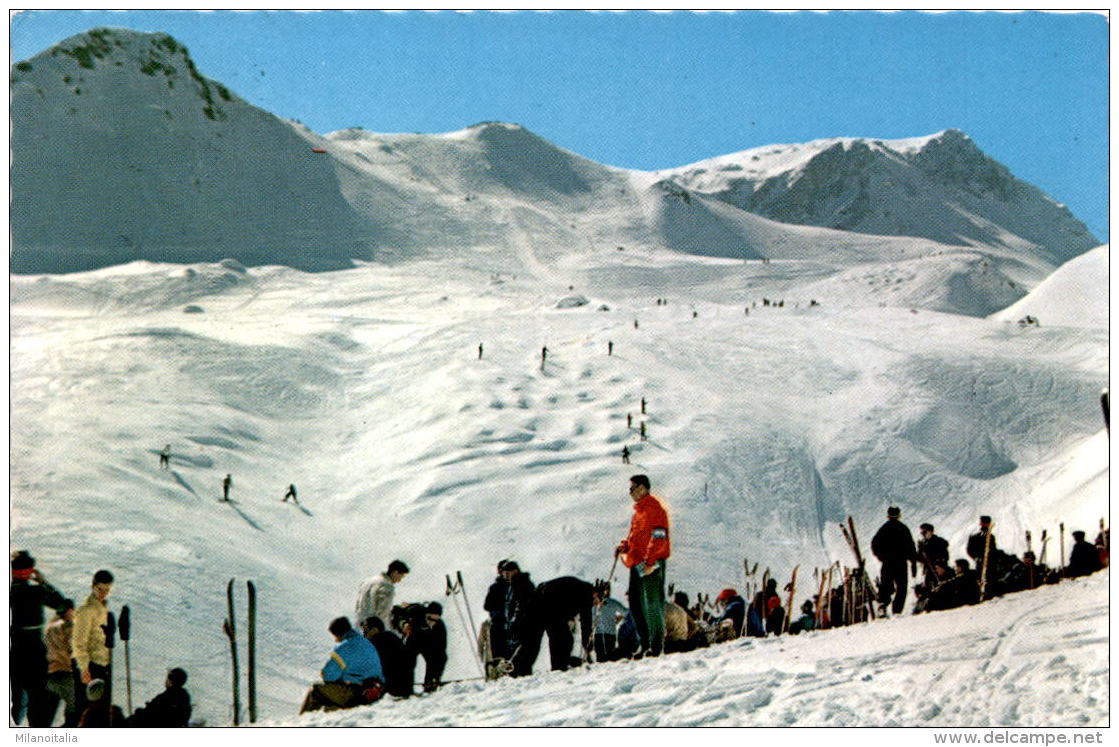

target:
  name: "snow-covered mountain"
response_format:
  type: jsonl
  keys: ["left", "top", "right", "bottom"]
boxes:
{"left": 8, "top": 26, "right": 1109, "bottom": 729}
{"left": 9, "top": 28, "right": 1099, "bottom": 320}
{"left": 657, "top": 131, "right": 1098, "bottom": 263}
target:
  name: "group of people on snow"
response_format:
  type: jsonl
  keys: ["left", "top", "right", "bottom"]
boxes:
{"left": 10, "top": 552, "right": 192, "bottom": 728}
{"left": 15, "top": 472, "right": 1108, "bottom": 725}
{"left": 300, "top": 558, "right": 453, "bottom": 714}
{"left": 872, "top": 509, "right": 1108, "bottom": 617}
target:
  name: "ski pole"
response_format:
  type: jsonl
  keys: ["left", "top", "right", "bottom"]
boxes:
{"left": 119, "top": 605, "right": 132, "bottom": 716}
{"left": 456, "top": 571, "right": 482, "bottom": 659}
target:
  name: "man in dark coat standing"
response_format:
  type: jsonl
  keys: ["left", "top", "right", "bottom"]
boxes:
{"left": 10, "top": 550, "right": 70, "bottom": 726}
{"left": 532, "top": 576, "right": 595, "bottom": 671}
{"left": 870, "top": 507, "right": 917, "bottom": 615}
{"left": 916, "top": 523, "right": 950, "bottom": 589}
{"left": 483, "top": 563, "right": 511, "bottom": 663}
{"left": 500, "top": 562, "right": 539, "bottom": 677}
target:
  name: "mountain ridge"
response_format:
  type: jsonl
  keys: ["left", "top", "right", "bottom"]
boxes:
{"left": 9, "top": 27, "right": 1100, "bottom": 319}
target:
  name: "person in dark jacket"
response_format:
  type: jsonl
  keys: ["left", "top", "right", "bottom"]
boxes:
{"left": 967, "top": 516, "right": 998, "bottom": 571}
{"left": 763, "top": 579, "right": 785, "bottom": 635}
{"left": 10, "top": 550, "right": 70, "bottom": 726}
{"left": 533, "top": 576, "right": 595, "bottom": 671}
{"left": 916, "top": 523, "right": 950, "bottom": 589}
{"left": 500, "top": 562, "right": 539, "bottom": 677}
{"left": 1001, "top": 551, "right": 1052, "bottom": 593}
{"left": 419, "top": 603, "right": 448, "bottom": 692}
{"left": 126, "top": 668, "right": 191, "bottom": 727}
{"left": 484, "top": 562, "right": 511, "bottom": 662}
{"left": 361, "top": 616, "right": 412, "bottom": 698}
{"left": 953, "top": 559, "right": 982, "bottom": 606}
{"left": 1067, "top": 531, "right": 1104, "bottom": 577}
{"left": 871, "top": 507, "right": 917, "bottom": 615}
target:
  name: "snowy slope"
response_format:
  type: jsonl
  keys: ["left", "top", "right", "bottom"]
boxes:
{"left": 293, "top": 571, "right": 1110, "bottom": 727}
{"left": 9, "top": 249, "right": 1109, "bottom": 726}
{"left": 992, "top": 245, "right": 1110, "bottom": 329}
{"left": 9, "top": 28, "right": 1097, "bottom": 320}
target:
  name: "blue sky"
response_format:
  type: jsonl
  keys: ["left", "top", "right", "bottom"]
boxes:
{"left": 10, "top": 10, "right": 1109, "bottom": 241}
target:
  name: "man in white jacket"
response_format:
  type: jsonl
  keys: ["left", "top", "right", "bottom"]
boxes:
{"left": 355, "top": 560, "right": 409, "bottom": 630}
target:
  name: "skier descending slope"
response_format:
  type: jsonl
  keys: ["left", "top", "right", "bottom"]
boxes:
{"left": 870, "top": 507, "right": 917, "bottom": 616}
{"left": 615, "top": 475, "right": 670, "bottom": 658}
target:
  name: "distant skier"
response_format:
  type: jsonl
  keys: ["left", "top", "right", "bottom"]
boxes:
{"left": 478, "top": 342, "right": 484, "bottom": 360}
{"left": 615, "top": 474, "right": 670, "bottom": 658}
{"left": 541, "top": 346, "right": 548, "bottom": 370}
{"left": 222, "top": 474, "right": 232, "bottom": 502}
{"left": 639, "top": 422, "right": 647, "bottom": 441}
{"left": 159, "top": 444, "right": 171, "bottom": 470}
{"left": 627, "top": 413, "right": 633, "bottom": 429}
{"left": 608, "top": 340, "right": 614, "bottom": 356}
{"left": 282, "top": 484, "right": 299, "bottom": 504}
{"left": 621, "top": 446, "right": 631, "bottom": 464}
{"left": 634, "top": 319, "right": 639, "bottom": 330}
{"left": 870, "top": 506, "right": 917, "bottom": 616}
{"left": 640, "top": 397, "right": 647, "bottom": 414}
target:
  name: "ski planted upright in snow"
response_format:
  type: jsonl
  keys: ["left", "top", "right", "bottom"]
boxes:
{"left": 223, "top": 578, "right": 241, "bottom": 726}
{"left": 247, "top": 580, "right": 257, "bottom": 724}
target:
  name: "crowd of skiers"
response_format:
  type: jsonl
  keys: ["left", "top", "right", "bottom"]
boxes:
{"left": 13, "top": 477, "right": 1108, "bottom": 725}
{"left": 10, "top": 552, "right": 192, "bottom": 728}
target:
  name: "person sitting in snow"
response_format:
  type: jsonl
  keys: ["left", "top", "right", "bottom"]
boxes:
{"left": 126, "top": 667, "right": 191, "bottom": 727}
{"left": 788, "top": 600, "right": 817, "bottom": 634}
{"left": 1066, "top": 530, "right": 1104, "bottom": 578}
{"left": 712, "top": 588, "right": 746, "bottom": 640}
{"left": 299, "top": 617, "right": 384, "bottom": 714}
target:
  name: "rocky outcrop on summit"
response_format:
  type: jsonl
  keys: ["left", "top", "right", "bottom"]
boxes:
{"left": 660, "top": 130, "right": 1097, "bottom": 262}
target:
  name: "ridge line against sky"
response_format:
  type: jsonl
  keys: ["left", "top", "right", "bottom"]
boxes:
{"left": 8, "top": 9, "right": 1109, "bottom": 241}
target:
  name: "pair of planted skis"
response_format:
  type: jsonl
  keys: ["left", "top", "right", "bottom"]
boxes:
{"left": 445, "top": 571, "right": 486, "bottom": 678}
{"left": 223, "top": 579, "right": 257, "bottom": 725}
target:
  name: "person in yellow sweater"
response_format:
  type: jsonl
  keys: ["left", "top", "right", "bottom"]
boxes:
{"left": 71, "top": 570, "right": 114, "bottom": 715}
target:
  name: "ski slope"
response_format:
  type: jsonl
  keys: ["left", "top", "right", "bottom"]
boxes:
{"left": 8, "top": 244, "right": 1109, "bottom": 728}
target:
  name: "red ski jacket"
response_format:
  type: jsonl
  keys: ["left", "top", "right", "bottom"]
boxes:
{"left": 619, "top": 494, "right": 671, "bottom": 570}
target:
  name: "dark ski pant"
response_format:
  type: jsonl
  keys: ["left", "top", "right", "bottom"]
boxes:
{"left": 43, "top": 671, "right": 79, "bottom": 727}
{"left": 10, "top": 634, "right": 49, "bottom": 726}
{"left": 544, "top": 619, "right": 580, "bottom": 671}
{"left": 488, "top": 612, "right": 510, "bottom": 660}
{"left": 628, "top": 562, "right": 666, "bottom": 656}
{"left": 878, "top": 560, "right": 909, "bottom": 614}
{"left": 422, "top": 653, "right": 446, "bottom": 693}
{"left": 72, "top": 661, "right": 109, "bottom": 720}
{"left": 510, "top": 629, "right": 542, "bottom": 678}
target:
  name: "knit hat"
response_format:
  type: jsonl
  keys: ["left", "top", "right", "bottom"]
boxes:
{"left": 887, "top": 506, "right": 901, "bottom": 518}
{"left": 716, "top": 588, "right": 737, "bottom": 602}
{"left": 11, "top": 550, "right": 35, "bottom": 571}
{"left": 426, "top": 602, "right": 443, "bottom": 616}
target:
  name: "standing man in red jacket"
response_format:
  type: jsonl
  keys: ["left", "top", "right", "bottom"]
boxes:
{"left": 615, "top": 474, "right": 670, "bottom": 658}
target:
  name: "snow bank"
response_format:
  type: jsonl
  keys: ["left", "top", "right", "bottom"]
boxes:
{"left": 991, "top": 245, "right": 1109, "bottom": 329}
